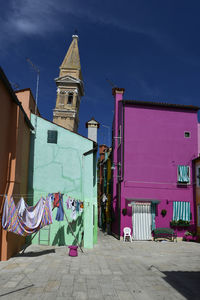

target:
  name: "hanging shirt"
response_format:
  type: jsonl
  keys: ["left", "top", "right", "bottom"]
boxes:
{"left": 76, "top": 201, "right": 80, "bottom": 212}
{"left": 71, "top": 206, "right": 77, "bottom": 220}
{"left": 68, "top": 197, "right": 73, "bottom": 209}
{"left": 53, "top": 193, "right": 60, "bottom": 208}
{"left": 55, "top": 194, "right": 64, "bottom": 221}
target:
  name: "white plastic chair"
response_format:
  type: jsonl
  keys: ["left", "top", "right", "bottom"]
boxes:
{"left": 123, "top": 227, "right": 132, "bottom": 242}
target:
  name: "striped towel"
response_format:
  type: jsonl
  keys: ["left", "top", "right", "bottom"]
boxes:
{"left": 2, "top": 196, "right": 53, "bottom": 236}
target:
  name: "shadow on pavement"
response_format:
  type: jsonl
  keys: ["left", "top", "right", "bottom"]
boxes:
{"left": 16, "top": 249, "right": 55, "bottom": 257}
{"left": 0, "top": 284, "right": 34, "bottom": 298}
{"left": 163, "top": 271, "right": 200, "bottom": 300}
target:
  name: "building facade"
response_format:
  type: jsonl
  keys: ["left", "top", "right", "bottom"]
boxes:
{"left": 112, "top": 88, "right": 199, "bottom": 240}
{"left": 194, "top": 157, "right": 200, "bottom": 237}
{"left": 97, "top": 145, "right": 112, "bottom": 233}
{"left": 53, "top": 35, "right": 84, "bottom": 132}
{"left": 0, "top": 68, "right": 34, "bottom": 260}
{"left": 28, "top": 114, "right": 97, "bottom": 248}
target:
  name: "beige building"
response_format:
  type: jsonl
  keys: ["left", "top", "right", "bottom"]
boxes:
{"left": 53, "top": 35, "right": 84, "bottom": 132}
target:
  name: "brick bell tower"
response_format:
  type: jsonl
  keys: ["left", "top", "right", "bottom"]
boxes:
{"left": 53, "top": 34, "right": 84, "bottom": 132}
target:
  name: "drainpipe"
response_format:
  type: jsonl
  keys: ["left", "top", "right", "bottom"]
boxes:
{"left": 82, "top": 142, "right": 98, "bottom": 248}
{"left": 120, "top": 101, "right": 125, "bottom": 182}
{"left": 83, "top": 144, "right": 98, "bottom": 156}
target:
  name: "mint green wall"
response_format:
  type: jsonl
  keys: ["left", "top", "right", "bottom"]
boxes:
{"left": 28, "top": 114, "right": 97, "bottom": 248}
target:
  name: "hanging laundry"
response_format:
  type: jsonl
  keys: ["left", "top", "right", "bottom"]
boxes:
{"left": 18, "top": 197, "right": 26, "bottom": 217}
{"left": 2, "top": 195, "right": 53, "bottom": 236}
{"left": 71, "top": 206, "right": 77, "bottom": 220}
{"left": 66, "top": 197, "right": 69, "bottom": 209}
{"left": 68, "top": 197, "right": 73, "bottom": 209}
{"left": 55, "top": 194, "right": 64, "bottom": 221}
{"left": 48, "top": 193, "right": 54, "bottom": 205}
{"left": 80, "top": 202, "right": 84, "bottom": 213}
{"left": 76, "top": 201, "right": 80, "bottom": 212}
{"left": 53, "top": 193, "right": 60, "bottom": 208}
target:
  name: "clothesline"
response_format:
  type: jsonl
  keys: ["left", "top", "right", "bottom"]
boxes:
{"left": 2, "top": 193, "right": 84, "bottom": 254}
{"left": 0, "top": 193, "right": 90, "bottom": 203}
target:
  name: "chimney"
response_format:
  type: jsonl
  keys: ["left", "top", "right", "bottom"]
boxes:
{"left": 86, "top": 117, "right": 100, "bottom": 142}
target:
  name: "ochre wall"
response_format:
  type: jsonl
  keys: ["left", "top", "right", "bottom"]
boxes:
{"left": 15, "top": 89, "right": 40, "bottom": 118}
{"left": 0, "top": 82, "right": 31, "bottom": 261}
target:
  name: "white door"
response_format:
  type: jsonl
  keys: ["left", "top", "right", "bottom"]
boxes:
{"left": 132, "top": 202, "right": 152, "bottom": 240}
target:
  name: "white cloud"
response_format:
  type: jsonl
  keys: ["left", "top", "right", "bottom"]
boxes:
{"left": 1, "top": 0, "right": 198, "bottom": 68}
{"left": 1, "top": 0, "right": 159, "bottom": 49}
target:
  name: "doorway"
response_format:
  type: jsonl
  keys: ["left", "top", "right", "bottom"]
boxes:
{"left": 132, "top": 202, "right": 152, "bottom": 240}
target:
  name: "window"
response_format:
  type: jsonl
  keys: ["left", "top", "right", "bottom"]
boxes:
{"left": 68, "top": 93, "right": 73, "bottom": 105}
{"left": 173, "top": 201, "right": 190, "bottom": 221}
{"left": 177, "top": 165, "right": 190, "bottom": 184}
{"left": 198, "top": 205, "right": 200, "bottom": 227}
{"left": 118, "top": 125, "right": 121, "bottom": 147}
{"left": 184, "top": 131, "right": 191, "bottom": 138}
{"left": 196, "top": 166, "right": 200, "bottom": 187}
{"left": 47, "top": 130, "right": 58, "bottom": 144}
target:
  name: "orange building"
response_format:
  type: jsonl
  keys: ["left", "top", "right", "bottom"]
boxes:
{"left": 15, "top": 88, "right": 40, "bottom": 119}
{"left": 0, "top": 68, "right": 34, "bottom": 261}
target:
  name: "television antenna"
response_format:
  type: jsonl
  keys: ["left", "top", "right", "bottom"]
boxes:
{"left": 26, "top": 58, "right": 40, "bottom": 134}
{"left": 10, "top": 81, "right": 20, "bottom": 91}
{"left": 106, "top": 78, "right": 117, "bottom": 88}
{"left": 26, "top": 58, "right": 40, "bottom": 116}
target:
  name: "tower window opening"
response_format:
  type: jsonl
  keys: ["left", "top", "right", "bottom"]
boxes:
{"left": 68, "top": 93, "right": 73, "bottom": 105}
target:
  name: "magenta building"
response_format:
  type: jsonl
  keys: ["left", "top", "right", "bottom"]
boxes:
{"left": 111, "top": 88, "right": 199, "bottom": 240}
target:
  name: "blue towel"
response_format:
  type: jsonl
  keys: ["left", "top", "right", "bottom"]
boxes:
{"left": 56, "top": 194, "right": 64, "bottom": 221}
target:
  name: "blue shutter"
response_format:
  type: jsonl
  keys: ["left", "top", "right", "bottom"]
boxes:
{"left": 173, "top": 201, "right": 190, "bottom": 221}
{"left": 178, "top": 165, "right": 190, "bottom": 183}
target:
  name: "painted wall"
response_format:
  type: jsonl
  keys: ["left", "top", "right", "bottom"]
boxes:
{"left": 0, "top": 78, "right": 31, "bottom": 260}
{"left": 198, "top": 123, "right": 200, "bottom": 156}
{"left": 28, "top": 114, "right": 97, "bottom": 248}
{"left": 122, "top": 104, "right": 198, "bottom": 237}
{"left": 195, "top": 158, "right": 200, "bottom": 236}
{"left": 111, "top": 90, "right": 124, "bottom": 238}
{"left": 105, "top": 150, "right": 112, "bottom": 233}
{"left": 112, "top": 89, "right": 198, "bottom": 239}
{"left": 16, "top": 88, "right": 40, "bottom": 119}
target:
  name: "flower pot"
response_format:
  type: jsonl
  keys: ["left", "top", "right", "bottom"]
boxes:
{"left": 183, "top": 235, "right": 197, "bottom": 242}
{"left": 68, "top": 245, "right": 78, "bottom": 257}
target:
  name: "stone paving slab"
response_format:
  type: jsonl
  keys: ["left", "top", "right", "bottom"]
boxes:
{"left": 0, "top": 231, "right": 200, "bottom": 299}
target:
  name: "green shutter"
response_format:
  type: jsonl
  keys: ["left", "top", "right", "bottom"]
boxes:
{"left": 173, "top": 201, "right": 190, "bottom": 221}
{"left": 178, "top": 165, "right": 190, "bottom": 183}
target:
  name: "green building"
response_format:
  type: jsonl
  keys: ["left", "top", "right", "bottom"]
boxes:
{"left": 28, "top": 114, "right": 97, "bottom": 248}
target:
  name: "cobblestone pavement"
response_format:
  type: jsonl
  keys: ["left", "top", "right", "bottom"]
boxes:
{"left": 0, "top": 230, "right": 200, "bottom": 300}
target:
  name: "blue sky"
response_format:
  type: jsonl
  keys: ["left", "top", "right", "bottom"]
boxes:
{"left": 1, "top": 0, "right": 200, "bottom": 146}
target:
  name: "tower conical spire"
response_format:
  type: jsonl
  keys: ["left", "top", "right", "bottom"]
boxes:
{"left": 59, "top": 35, "right": 82, "bottom": 80}
{"left": 53, "top": 34, "right": 84, "bottom": 133}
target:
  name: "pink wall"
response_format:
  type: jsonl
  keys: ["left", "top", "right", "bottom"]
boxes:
{"left": 112, "top": 89, "right": 199, "bottom": 238}
{"left": 198, "top": 123, "right": 200, "bottom": 156}
{"left": 111, "top": 89, "right": 124, "bottom": 237}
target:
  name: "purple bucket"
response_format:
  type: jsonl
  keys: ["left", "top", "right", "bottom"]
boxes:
{"left": 68, "top": 245, "right": 78, "bottom": 257}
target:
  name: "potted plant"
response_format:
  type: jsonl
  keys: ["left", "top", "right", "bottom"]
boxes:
{"left": 170, "top": 219, "right": 190, "bottom": 227}
{"left": 161, "top": 209, "right": 167, "bottom": 217}
{"left": 183, "top": 231, "right": 197, "bottom": 242}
